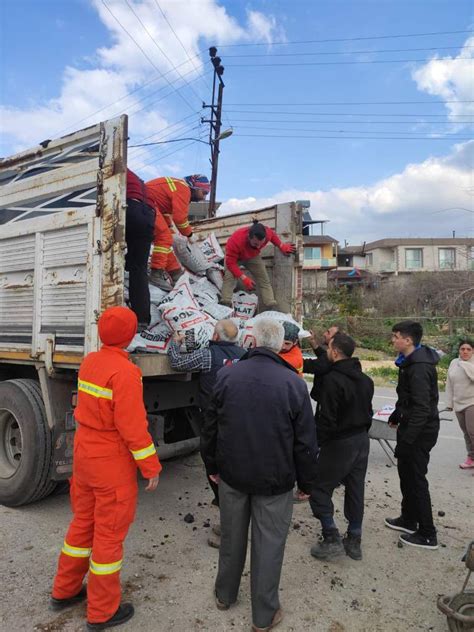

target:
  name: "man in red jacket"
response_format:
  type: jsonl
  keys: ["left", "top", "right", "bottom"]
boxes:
{"left": 50, "top": 306, "right": 161, "bottom": 630}
{"left": 220, "top": 220, "right": 296, "bottom": 309}
{"left": 146, "top": 174, "right": 210, "bottom": 289}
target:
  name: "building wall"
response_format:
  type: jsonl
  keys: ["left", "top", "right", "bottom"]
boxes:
{"left": 366, "top": 244, "right": 472, "bottom": 273}
{"left": 303, "top": 242, "right": 337, "bottom": 269}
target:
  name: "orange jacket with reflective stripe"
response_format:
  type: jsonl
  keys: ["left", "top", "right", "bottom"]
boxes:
{"left": 146, "top": 177, "right": 192, "bottom": 237}
{"left": 74, "top": 345, "right": 161, "bottom": 479}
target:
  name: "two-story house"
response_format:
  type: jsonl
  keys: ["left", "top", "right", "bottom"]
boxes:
{"left": 302, "top": 234, "right": 338, "bottom": 291}
{"left": 364, "top": 238, "right": 474, "bottom": 275}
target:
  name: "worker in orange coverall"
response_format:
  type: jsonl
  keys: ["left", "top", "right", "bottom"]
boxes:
{"left": 146, "top": 174, "right": 210, "bottom": 290}
{"left": 50, "top": 306, "right": 161, "bottom": 631}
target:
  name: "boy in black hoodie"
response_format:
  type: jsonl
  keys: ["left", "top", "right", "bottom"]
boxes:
{"left": 309, "top": 333, "right": 374, "bottom": 561}
{"left": 385, "top": 320, "right": 440, "bottom": 550}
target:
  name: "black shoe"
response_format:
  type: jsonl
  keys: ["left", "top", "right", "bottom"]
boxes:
{"left": 399, "top": 532, "right": 438, "bottom": 550}
{"left": 384, "top": 516, "right": 417, "bottom": 534}
{"left": 343, "top": 533, "right": 362, "bottom": 560}
{"left": 86, "top": 603, "right": 135, "bottom": 630}
{"left": 50, "top": 585, "right": 87, "bottom": 611}
{"left": 310, "top": 529, "right": 344, "bottom": 560}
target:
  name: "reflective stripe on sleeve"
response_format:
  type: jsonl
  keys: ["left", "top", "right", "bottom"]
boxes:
{"left": 78, "top": 379, "right": 113, "bottom": 400}
{"left": 62, "top": 540, "right": 92, "bottom": 558}
{"left": 153, "top": 246, "right": 173, "bottom": 254}
{"left": 89, "top": 558, "right": 123, "bottom": 575}
{"left": 165, "top": 177, "right": 177, "bottom": 192}
{"left": 131, "top": 443, "right": 157, "bottom": 461}
{"left": 175, "top": 220, "right": 190, "bottom": 229}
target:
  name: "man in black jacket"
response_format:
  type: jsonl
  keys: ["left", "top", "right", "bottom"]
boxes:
{"left": 201, "top": 318, "right": 318, "bottom": 632}
{"left": 303, "top": 324, "right": 340, "bottom": 401}
{"left": 385, "top": 321, "right": 440, "bottom": 550}
{"left": 309, "top": 332, "right": 374, "bottom": 561}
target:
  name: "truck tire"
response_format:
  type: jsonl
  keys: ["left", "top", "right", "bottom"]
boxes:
{"left": 0, "top": 379, "right": 56, "bottom": 507}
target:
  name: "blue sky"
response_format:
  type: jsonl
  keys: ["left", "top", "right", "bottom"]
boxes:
{"left": 1, "top": 0, "right": 473, "bottom": 243}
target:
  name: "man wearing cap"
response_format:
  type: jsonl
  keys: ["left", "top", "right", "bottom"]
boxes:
{"left": 278, "top": 321, "right": 304, "bottom": 376}
{"left": 50, "top": 306, "right": 161, "bottom": 630}
{"left": 220, "top": 220, "right": 296, "bottom": 309}
{"left": 146, "top": 174, "right": 210, "bottom": 290}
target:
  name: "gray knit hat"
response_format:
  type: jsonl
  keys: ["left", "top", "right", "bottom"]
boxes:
{"left": 282, "top": 321, "right": 300, "bottom": 343}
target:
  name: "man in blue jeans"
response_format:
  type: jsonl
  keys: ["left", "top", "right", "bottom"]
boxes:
{"left": 385, "top": 320, "right": 440, "bottom": 550}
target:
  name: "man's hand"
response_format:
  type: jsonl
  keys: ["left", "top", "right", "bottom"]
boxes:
{"left": 145, "top": 475, "right": 160, "bottom": 492}
{"left": 172, "top": 332, "right": 185, "bottom": 344}
{"left": 209, "top": 474, "right": 220, "bottom": 485}
{"left": 388, "top": 421, "right": 398, "bottom": 429}
{"left": 241, "top": 275, "right": 256, "bottom": 291}
{"left": 307, "top": 329, "right": 319, "bottom": 350}
{"left": 280, "top": 242, "right": 296, "bottom": 256}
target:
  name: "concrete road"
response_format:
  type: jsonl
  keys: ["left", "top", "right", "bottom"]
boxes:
{"left": 0, "top": 386, "right": 472, "bottom": 632}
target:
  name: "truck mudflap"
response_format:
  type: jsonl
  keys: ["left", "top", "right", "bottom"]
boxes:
{"left": 51, "top": 412, "right": 75, "bottom": 480}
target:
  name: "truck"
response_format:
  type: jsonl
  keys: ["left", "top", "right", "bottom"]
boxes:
{"left": 0, "top": 115, "right": 306, "bottom": 507}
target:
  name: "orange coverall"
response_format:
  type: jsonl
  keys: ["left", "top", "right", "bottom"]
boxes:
{"left": 146, "top": 177, "right": 192, "bottom": 273}
{"left": 52, "top": 307, "right": 162, "bottom": 624}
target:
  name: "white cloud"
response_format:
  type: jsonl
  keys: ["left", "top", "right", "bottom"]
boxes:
{"left": 412, "top": 36, "right": 474, "bottom": 125}
{"left": 0, "top": 0, "right": 283, "bottom": 153}
{"left": 219, "top": 141, "right": 474, "bottom": 242}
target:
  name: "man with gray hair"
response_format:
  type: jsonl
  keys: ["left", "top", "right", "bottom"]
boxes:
{"left": 201, "top": 318, "right": 318, "bottom": 631}
{"left": 168, "top": 319, "right": 246, "bottom": 544}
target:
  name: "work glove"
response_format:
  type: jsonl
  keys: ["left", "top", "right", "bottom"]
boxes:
{"left": 280, "top": 242, "right": 296, "bottom": 256}
{"left": 240, "top": 274, "right": 256, "bottom": 291}
{"left": 188, "top": 232, "right": 198, "bottom": 244}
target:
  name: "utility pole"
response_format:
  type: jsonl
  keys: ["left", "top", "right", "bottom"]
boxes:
{"left": 202, "top": 47, "right": 225, "bottom": 218}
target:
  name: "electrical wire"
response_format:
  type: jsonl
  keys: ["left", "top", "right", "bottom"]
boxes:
{"left": 233, "top": 124, "right": 471, "bottom": 136}
{"left": 124, "top": 0, "right": 204, "bottom": 105}
{"left": 223, "top": 45, "right": 473, "bottom": 58}
{"left": 225, "top": 57, "right": 472, "bottom": 67}
{"left": 101, "top": 0, "right": 196, "bottom": 111}
{"left": 233, "top": 133, "right": 473, "bottom": 140}
{"left": 224, "top": 109, "right": 474, "bottom": 117}
{"left": 212, "top": 29, "right": 473, "bottom": 48}
{"left": 227, "top": 117, "right": 471, "bottom": 125}
{"left": 224, "top": 100, "right": 474, "bottom": 106}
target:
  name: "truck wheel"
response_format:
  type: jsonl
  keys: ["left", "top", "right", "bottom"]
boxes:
{"left": 0, "top": 379, "right": 56, "bottom": 507}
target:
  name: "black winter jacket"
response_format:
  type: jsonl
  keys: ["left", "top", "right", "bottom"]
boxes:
{"left": 200, "top": 347, "right": 319, "bottom": 496}
{"left": 303, "top": 346, "right": 331, "bottom": 401}
{"left": 389, "top": 346, "right": 440, "bottom": 444}
{"left": 314, "top": 358, "right": 374, "bottom": 445}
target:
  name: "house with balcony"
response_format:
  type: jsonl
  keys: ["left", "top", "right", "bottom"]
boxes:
{"left": 363, "top": 238, "right": 474, "bottom": 275}
{"left": 302, "top": 234, "right": 338, "bottom": 292}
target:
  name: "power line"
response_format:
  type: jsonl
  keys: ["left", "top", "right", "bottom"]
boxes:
{"left": 233, "top": 124, "right": 471, "bottom": 136}
{"left": 226, "top": 57, "right": 472, "bottom": 67}
{"left": 225, "top": 100, "right": 474, "bottom": 106}
{"left": 139, "top": 139, "right": 206, "bottom": 170}
{"left": 227, "top": 117, "right": 471, "bottom": 125}
{"left": 53, "top": 55, "right": 204, "bottom": 138}
{"left": 154, "top": 0, "right": 211, "bottom": 96}
{"left": 233, "top": 133, "right": 473, "bottom": 140}
{"left": 225, "top": 109, "right": 474, "bottom": 117}
{"left": 128, "top": 119, "right": 203, "bottom": 161}
{"left": 213, "top": 29, "right": 473, "bottom": 48}
{"left": 224, "top": 45, "right": 473, "bottom": 58}
{"left": 101, "top": 0, "right": 196, "bottom": 111}
{"left": 124, "top": 0, "right": 204, "bottom": 105}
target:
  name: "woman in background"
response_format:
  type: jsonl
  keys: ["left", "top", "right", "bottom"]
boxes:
{"left": 446, "top": 339, "right": 474, "bottom": 470}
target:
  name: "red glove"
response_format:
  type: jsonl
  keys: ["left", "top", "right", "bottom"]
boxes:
{"left": 280, "top": 242, "right": 296, "bottom": 256}
{"left": 241, "top": 275, "right": 256, "bottom": 291}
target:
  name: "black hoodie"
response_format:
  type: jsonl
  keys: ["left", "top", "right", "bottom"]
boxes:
{"left": 389, "top": 345, "right": 440, "bottom": 444}
{"left": 314, "top": 357, "right": 374, "bottom": 445}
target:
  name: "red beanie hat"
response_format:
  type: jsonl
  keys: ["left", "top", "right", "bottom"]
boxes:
{"left": 98, "top": 306, "right": 137, "bottom": 348}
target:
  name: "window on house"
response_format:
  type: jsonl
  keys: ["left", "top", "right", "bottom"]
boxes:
{"left": 304, "top": 247, "right": 322, "bottom": 260}
{"left": 405, "top": 248, "right": 423, "bottom": 269}
{"left": 366, "top": 253, "right": 373, "bottom": 266}
{"left": 438, "top": 248, "right": 456, "bottom": 269}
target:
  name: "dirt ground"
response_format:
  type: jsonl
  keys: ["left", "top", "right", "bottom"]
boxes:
{"left": 0, "top": 388, "right": 471, "bottom": 632}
